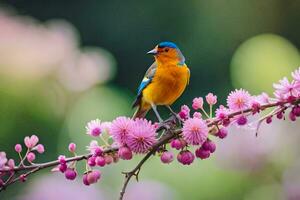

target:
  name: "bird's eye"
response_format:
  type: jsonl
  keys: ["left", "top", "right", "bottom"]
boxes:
{"left": 165, "top": 48, "right": 169, "bottom": 52}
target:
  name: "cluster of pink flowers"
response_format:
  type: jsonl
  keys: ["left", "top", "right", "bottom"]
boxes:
{"left": 0, "top": 135, "right": 45, "bottom": 185}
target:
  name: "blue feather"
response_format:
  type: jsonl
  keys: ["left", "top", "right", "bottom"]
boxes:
{"left": 137, "top": 77, "right": 152, "bottom": 96}
{"left": 158, "top": 41, "right": 178, "bottom": 49}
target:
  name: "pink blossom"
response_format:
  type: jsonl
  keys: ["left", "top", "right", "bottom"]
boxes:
{"left": 216, "top": 128, "right": 228, "bottom": 139}
{"left": 178, "top": 105, "right": 190, "bottom": 120}
{"left": 195, "top": 147, "right": 210, "bottom": 159}
{"left": 110, "top": 116, "right": 134, "bottom": 146}
{"left": 205, "top": 93, "right": 217, "bottom": 105}
{"left": 118, "top": 146, "right": 133, "bottom": 160}
{"left": 95, "top": 156, "right": 106, "bottom": 167}
{"left": 0, "top": 152, "right": 7, "bottom": 169}
{"left": 182, "top": 117, "right": 208, "bottom": 145}
{"left": 177, "top": 150, "right": 194, "bottom": 165}
{"left": 170, "top": 139, "right": 184, "bottom": 150}
{"left": 86, "top": 119, "right": 102, "bottom": 137}
{"left": 193, "top": 112, "right": 202, "bottom": 118}
{"left": 192, "top": 97, "right": 203, "bottom": 110}
{"left": 126, "top": 119, "right": 157, "bottom": 154}
{"left": 227, "top": 89, "right": 252, "bottom": 111}
{"left": 68, "top": 143, "right": 76, "bottom": 153}
{"left": 24, "top": 135, "right": 39, "bottom": 148}
{"left": 58, "top": 155, "right": 66, "bottom": 164}
{"left": 254, "top": 92, "right": 270, "bottom": 104}
{"left": 34, "top": 144, "right": 45, "bottom": 154}
{"left": 86, "top": 140, "right": 102, "bottom": 155}
{"left": 292, "top": 67, "right": 300, "bottom": 84}
{"left": 202, "top": 140, "right": 216, "bottom": 153}
{"left": 160, "top": 151, "right": 174, "bottom": 164}
{"left": 236, "top": 115, "right": 248, "bottom": 126}
{"left": 100, "top": 121, "right": 112, "bottom": 134}
{"left": 104, "top": 155, "right": 113, "bottom": 165}
{"left": 7, "top": 159, "right": 15, "bottom": 169}
{"left": 65, "top": 168, "right": 77, "bottom": 180}
{"left": 83, "top": 170, "right": 101, "bottom": 186}
{"left": 15, "top": 144, "right": 22, "bottom": 153}
{"left": 87, "top": 156, "right": 96, "bottom": 167}
{"left": 215, "top": 105, "right": 229, "bottom": 120}
{"left": 27, "top": 152, "right": 36, "bottom": 162}
{"left": 273, "top": 77, "right": 299, "bottom": 100}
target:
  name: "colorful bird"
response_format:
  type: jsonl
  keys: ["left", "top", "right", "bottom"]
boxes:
{"left": 132, "top": 42, "right": 190, "bottom": 122}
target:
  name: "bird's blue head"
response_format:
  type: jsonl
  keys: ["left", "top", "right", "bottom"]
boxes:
{"left": 147, "top": 41, "right": 185, "bottom": 65}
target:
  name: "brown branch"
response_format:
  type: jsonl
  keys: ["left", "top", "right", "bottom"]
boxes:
{"left": 119, "top": 129, "right": 177, "bottom": 200}
{"left": 0, "top": 147, "right": 118, "bottom": 191}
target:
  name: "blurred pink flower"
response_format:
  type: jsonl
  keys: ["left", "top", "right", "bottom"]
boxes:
{"left": 18, "top": 174, "right": 107, "bottom": 200}
{"left": 0, "top": 152, "right": 7, "bottom": 169}
{"left": 124, "top": 180, "right": 175, "bottom": 200}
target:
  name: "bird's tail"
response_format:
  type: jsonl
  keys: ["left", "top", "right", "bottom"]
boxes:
{"left": 132, "top": 105, "right": 150, "bottom": 119}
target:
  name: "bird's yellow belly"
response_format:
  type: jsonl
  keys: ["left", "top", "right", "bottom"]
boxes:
{"left": 142, "top": 66, "right": 188, "bottom": 106}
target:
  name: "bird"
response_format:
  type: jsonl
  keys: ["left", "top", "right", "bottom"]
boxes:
{"left": 132, "top": 41, "right": 190, "bottom": 122}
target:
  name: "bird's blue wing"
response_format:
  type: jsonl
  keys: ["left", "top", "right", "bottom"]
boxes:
{"left": 132, "top": 63, "right": 157, "bottom": 108}
{"left": 137, "top": 63, "right": 157, "bottom": 96}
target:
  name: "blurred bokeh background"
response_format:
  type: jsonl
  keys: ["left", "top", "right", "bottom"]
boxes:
{"left": 1, "top": 0, "right": 300, "bottom": 199}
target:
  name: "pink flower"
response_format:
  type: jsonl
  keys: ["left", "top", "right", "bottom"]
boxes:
{"left": 216, "top": 127, "right": 228, "bottom": 139}
{"left": 178, "top": 105, "right": 190, "bottom": 120}
{"left": 24, "top": 135, "right": 39, "bottom": 148}
{"left": 34, "top": 144, "right": 45, "bottom": 154}
{"left": 100, "top": 121, "right": 112, "bottom": 134}
{"left": 205, "top": 93, "right": 217, "bottom": 105}
{"left": 86, "top": 119, "right": 102, "bottom": 137}
{"left": 192, "top": 97, "right": 203, "bottom": 110}
{"left": 160, "top": 151, "right": 174, "bottom": 164}
{"left": 254, "top": 92, "right": 270, "bottom": 104}
{"left": 65, "top": 168, "right": 77, "bottom": 180}
{"left": 126, "top": 119, "right": 157, "bottom": 154}
{"left": 104, "top": 155, "right": 113, "bottom": 165}
{"left": 83, "top": 170, "right": 101, "bottom": 186}
{"left": 202, "top": 140, "right": 216, "bottom": 153}
{"left": 195, "top": 147, "right": 210, "bottom": 159}
{"left": 193, "top": 112, "right": 202, "bottom": 119}
{"left": 86, "top": 140, "right": 102, "bottom": 155}
{"left": 273, "top": 77, "right": 299, "bottom": 100}
{"left": 0, "top": 152, "right": 7, "bottom": 169}
{"left": 227, "top": 89, "right": 252, "bottom": 111}
{"left": 170, "top": 139, "right": 185, "bottom": 150}
{"left": 292, "top": 67, "right": 300, "bottom": 86}
{"left": 177, "top": 150, "right": 195, "bottom": 165}
{"left": 215, "top": 105, "right": 229, "bottom": 119}
{"left": 110, "top": 117, "right": 134, "bottom": 146}
{"left": 236, "top": 115, "right": 248, "bottom": 126}
{"left": 7, "top": 159, "right": 15, "bottom": 169}
{"left": 118, "top": 146, "right": 133, "bottom": 160}
{"left": 215, "top": 105, "right": 229, "bottom": 120}
{"left": 182, "top": 117, "right": 208, "bottom": 146}
{"left": 95, "top": 156, "right": 106, "bottom": 167}
{"left": 27, "top": 152, "right": 36, "bottom": 162}
{"left": 68, "top": 143, "right": 76, "bottom": 153}
{"left": 15, "top": 144, "right": 22, "bottom": 153}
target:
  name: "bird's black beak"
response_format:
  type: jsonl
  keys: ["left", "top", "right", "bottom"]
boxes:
{"left": 147, "top": 48, "right": 158, "bottom": 55}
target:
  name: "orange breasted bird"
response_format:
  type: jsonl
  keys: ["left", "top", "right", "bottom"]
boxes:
{"left": 132, "top": 41, "right": 190, "bottom": 122}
